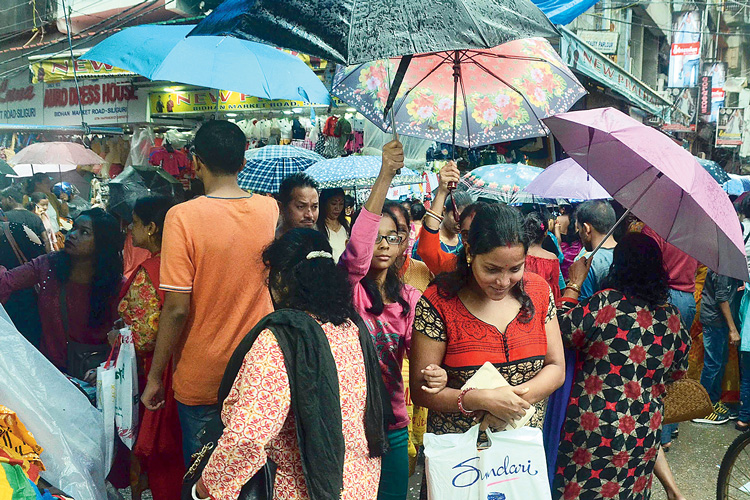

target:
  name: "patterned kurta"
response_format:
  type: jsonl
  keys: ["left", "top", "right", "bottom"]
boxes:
{"left": 202, "top": 320, "right": 381, "bottom": 500}
{"left": 413, "top": 272, "right": 555, "bottom": 438}
{"left": 554, "top": 290, "right": 690, "bottom": 500}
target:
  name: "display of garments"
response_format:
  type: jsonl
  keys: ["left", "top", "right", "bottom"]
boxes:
{"left": 292, "top": 119, "right": 306, "bottom": 140}
{"left": 149, "top": 148, "right": 189, "bottom": 177}
{"left": 345, "top": 131, "right": 364, "bottom": 153}
{"left": 323, "top": 116, "right": 339, "bottom": 136}
{"left": 0, "top": 405, "right": 45, "bottom": 482}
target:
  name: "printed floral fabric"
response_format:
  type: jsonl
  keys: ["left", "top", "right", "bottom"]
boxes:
{"left": 202, "top": 321, "right": 381, "bottom": 500}
{"left": 118, "top": 268, "right": 161, "bottom": 354}
{"left": 553, "top": 290, "right": 690, "bottom": 500}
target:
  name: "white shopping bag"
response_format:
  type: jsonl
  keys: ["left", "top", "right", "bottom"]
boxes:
{"left": 424, "top": 425, "right": 551, "bottom": 500}
{"left": 481, "top": 427, "right": 551, "bottom": 500}
{"left": 424, "top": 425, "right": 482, "bottom": 500}
{"left": 114, "top": 327, "right": 139, "bottom": 449}
{"left": 96, "top": 355, "right": 117, "bottom": 475}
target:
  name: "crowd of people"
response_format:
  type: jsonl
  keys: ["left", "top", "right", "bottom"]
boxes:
{"left": 1, "top": 118, "right": 743, "bottom": 500}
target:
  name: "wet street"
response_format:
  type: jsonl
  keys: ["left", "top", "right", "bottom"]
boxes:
{"left": 407, "top": 421, "right": 742, "bottom": 500}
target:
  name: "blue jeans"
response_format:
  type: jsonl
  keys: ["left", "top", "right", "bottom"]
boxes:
{"left": 701, "top": 325, "right": 730, "bottom": 404}
{"left": 740, "top": 353, "right": 750, "bottom": 423}
{"left": 662, "top": 289, "right": 697, "bottom": 444}
{"left": 177, "top": 402, "right": 220, "bottom": 466}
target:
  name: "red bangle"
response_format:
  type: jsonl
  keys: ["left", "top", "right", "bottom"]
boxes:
{"left": 458, "top": 387, "right": 476, "bottom": 416}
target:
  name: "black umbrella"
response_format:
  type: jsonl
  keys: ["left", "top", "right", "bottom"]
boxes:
{"left": 107, "top": 165, "right": 184, "bottom": 222}
{"left": 188, "top": 0, "right": 558, "bottom": 66}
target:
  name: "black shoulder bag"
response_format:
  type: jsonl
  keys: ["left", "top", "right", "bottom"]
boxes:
{"left": 61, "top": 286, "right": 110, "bottom": 381}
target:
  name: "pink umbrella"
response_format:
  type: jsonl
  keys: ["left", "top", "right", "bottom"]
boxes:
{"left": 524, "top": 157, "right": 610, "bottom": 200}
{"left": 543, "top": 107, "right": 747, "bottom": 281}
{"left": 9, "top": 142, "right": 104, "bottom": 177}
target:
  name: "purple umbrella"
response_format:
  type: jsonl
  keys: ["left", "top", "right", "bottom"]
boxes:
{"left": 543, "top": 107, "right": 747, "bottom": 281}
{"left": 524, "top": 158, "right": 610, "bottom": 200}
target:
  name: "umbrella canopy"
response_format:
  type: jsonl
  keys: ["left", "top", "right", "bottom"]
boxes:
{"left": 82, "top": 25, "right": 330, "bottom": 105}
{"left": 333, "top": 39, "right": 585, "bottom": 148}
{"left": 108, "top": 165, "right": 184, "bottom": 222}
{"left": 457, "top": 163, "right": 553, "bottom": 205}
{"left": 238, "top": 145, "right": 324, "bottom": 193}
{"left": 697, "top": 158, "right": 730, "bottom": 184}
{"left": 0, "top": 159, "right": 17, "bottom": 176}
{"left": 306, "top": 156, "right": 422, "bottom": 189}
{"left": 188, "top": 0, "right": 558, "bottom": 66}
{"left": 10, "top": 164, "right": 79, "bottom": 177}
{"left": 723, "top": 175, "right": 750, "bottom": 196}
{"left": 524, "top": 158, "right": 610, "bottom": 200}
{"left": 10, "top": 142, "right": 103, "bottom": 168}
{"left": 543, "top": 107, "right": 748, "bottom": 281}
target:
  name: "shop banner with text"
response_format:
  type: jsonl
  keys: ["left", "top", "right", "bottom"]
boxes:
{"left": 149, "top": 89, "right": 327, "bottom": 114}
{"left": 669, "top": 10, "right": 702, "bottom": 88}
{"left": 703, "top": 62, "right": 727, "bottom": 123}
{"left": 30, "top": 58, "right": 135, "bottom": 83}
{"left": 716, "top": 107, "right": 744, "bottom": 147}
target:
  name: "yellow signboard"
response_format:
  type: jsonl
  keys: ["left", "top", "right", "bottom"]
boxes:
{"left": 30, "top": 58, "right": 135, "bottom": 83}
{"left": 149, "top": 90, "right": 325, "bottom": 114}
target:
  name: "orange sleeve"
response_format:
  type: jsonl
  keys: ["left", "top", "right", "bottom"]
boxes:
{"left": 159, "top": 206, "right": 194, "bottom": 293}
{"left": 416, "top": 226, "right": 457, "bottom": 275}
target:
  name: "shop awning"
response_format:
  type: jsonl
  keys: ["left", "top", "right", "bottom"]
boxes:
{"left": 532, "top": 0, "right": 602, "bottom": 25}
{"left": 560, "top": 27, "right": 675, "bottom": 118}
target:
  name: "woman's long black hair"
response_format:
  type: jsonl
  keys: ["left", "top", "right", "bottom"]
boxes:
{"left": 603, "top": 232, "right": 670, "bottom": 308}
{"left": 52, "top": 208, "right": 124, "bottom": 328}
{"left": 317, "top": 188, "right": 350, "bottom": 236}
{"left": 263, "top": 228, "right": 356, "bottom": 325}
{"left": 434, "top": 203, "right": 536, "bottom": 323}
{"left": 361, "top": 210, "right": 410, "bottom": 317}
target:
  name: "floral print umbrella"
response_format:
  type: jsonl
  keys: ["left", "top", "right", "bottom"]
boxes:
{"left": 457, "top": 163, "right": 556, "bottom": 205}
{"left": 332, "top": 38, "right": 586, "bottom": 149}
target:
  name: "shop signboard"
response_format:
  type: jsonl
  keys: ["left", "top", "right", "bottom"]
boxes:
{"left": 699, "top": 76, "right": 711, "bottom": 115}
{"left": 560, "top": 28, "right": 672, "bottom": 118}
{"left": 0, "top": 74, "right": 146, "bottom": 127}
{"left": 149, "top": 89, "right": 327, "bottom": 114}
{"left": 662, "top": 88, "right": 697, "bottom": 132}
{"left": 30, "top": 57, "right": 135, "bottom": 83}
{"left": 578, "top": 31, "right": 619, "bottom": 54}
{"left": 668, "top": 10, "right": 702, "bottom": 88}
{"left": 716, "top": 107, "right": 744, "bottom": 146}
{"left": 703, "top": 62, "right": 727, "bottom": 123}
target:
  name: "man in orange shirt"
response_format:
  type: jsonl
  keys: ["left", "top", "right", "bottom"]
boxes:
{"left": 141, "top": 120, "right": 278, "bottom": 464}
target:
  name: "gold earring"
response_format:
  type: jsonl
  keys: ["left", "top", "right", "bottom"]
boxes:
{"left": 466, "top": 255, "right": 472, "bottom": 265}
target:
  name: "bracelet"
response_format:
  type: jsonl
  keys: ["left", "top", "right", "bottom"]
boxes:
{"left": 425, "top": 209, "right": 444, "bottom": 221}
{"left": 458, "top": 387, "right": 476, "bottom": 416}
{"left": 192, "top": 483, "right": 214, "bottom": 500}
{"left": 424, "top": 211, "right": 443, "bottom": 224}
{"left": 567, "top": 282, "right": 581, "bottom": 294}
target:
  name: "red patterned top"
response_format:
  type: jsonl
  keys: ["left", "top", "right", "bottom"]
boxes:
{"left": 201, "top": 319, "right": 381, "bottom": 500}
{"left": 414, "top": 272, "right": 554, "bottom": 436}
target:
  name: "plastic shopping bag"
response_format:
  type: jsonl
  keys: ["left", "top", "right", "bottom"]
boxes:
{"left": 114, "top": 327, "right": 139, "bottom": 449}
{"left": 481, "top": 426, "right": 551, "bottom": 500}
{"left": 96, "top": 358, "right": 116, "bottom": 475}
{"left": 424, "top": 425, "right": 551, "bottom": 500}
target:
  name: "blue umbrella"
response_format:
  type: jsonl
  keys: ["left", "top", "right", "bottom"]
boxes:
{"left": 81, "top": 25, "right": 330, "bottom": 105}
{"left": 238, "top": 145, "right": 323, "bottom": 193}
{"left": 306, "top": 156, "right": 422, "bottom": 189}
{"left": 458, "top": 163, "right": 555, "bottom": 205}
{"left": 723, "top": 176, "right": 750, "bottom": 196}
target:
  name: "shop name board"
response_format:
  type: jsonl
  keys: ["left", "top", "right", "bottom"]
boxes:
{"left": 671, "top": 42, "right": 700, "bottom": 56}
{"left": 44, "top": 82, "right": 138, "bottom": 108}
{"left": 0, "top": 78, "right": 35, "bottom": 104}
{"left": 561, "top": 28, "right": 669, "bottom": 117}
{"left": 578, "top": 31, "right": 619, "bottom": 55}
{"left": 699, "top": 76, "right": 712, "bottom": 115}
{"left": 30, "top": 58, "right": 135, "bottom": 83}
{"left": 149, "top": 89, "right": 324, "bottom": 114}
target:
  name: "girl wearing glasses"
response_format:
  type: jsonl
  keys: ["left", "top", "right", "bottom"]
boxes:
{"left": 339, "top": 140, "right": 444, "bottom": 500}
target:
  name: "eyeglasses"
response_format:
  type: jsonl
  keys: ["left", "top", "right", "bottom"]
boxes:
{"left": 375, "top": 234, "right": 405, "bottom": 245}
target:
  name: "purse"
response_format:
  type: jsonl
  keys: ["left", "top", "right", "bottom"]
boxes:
{"left": 60, "top": 285, "right": 110, "bottom": 381}
{"left": 662, "top": 377, "right": 713, "bottom": 424}
{"left": 181, "top": 415, "right": 276, "bottom": 500}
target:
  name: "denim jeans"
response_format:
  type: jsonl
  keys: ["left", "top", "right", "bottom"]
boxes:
{"left": 177, "top": 402, "right": 220, "bottom": 466}
{"left": 740, "top": 352, "right": 750, "bottom": 423}
{"left": 701, "top": 325, "right": 730, "bottom": 404}
{"left": 378, "top": 427, "right": 410, "bottom": 500}
{"left": 662, "top": 289, "right": 697, "bottom": 444}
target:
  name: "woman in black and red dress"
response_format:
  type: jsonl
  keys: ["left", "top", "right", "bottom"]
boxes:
{"left": 555, "top": 233, "right": 690, "bottom": 500}
{"left": 410, "top": 204, "right": 565, "bottom": 496}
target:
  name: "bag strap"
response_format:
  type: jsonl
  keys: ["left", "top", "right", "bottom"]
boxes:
{"left": 3, "top": 222, "right": 28, "bottom": 266}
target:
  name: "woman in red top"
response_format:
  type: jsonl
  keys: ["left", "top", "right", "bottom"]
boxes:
{"left": 410, "top": 203, "right": 565, "bottom": 496}
{"left": 117, "top": 195, "right": 183, "bottom": 500}
{"left": 524, "top": 211, "right": 562, "bottom": 306}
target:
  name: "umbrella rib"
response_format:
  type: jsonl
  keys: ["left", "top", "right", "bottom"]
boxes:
{"left": 457, "top": 57, "right": 473, "bottom": 149}
{"left": 466, "top": 51, "right": 548, "bottom": 64}
{"left": 389, "top": 55, "right": 453, "bottom": 117}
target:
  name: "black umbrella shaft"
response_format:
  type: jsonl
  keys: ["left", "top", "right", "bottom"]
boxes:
{"left": 451, "top": 50, "right": 460, "bottom": 162}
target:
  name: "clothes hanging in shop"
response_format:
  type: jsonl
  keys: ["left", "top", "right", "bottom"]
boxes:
{"left": 148, "top": 146, "right": 189, "bottom": 177}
